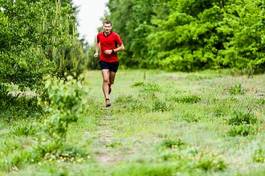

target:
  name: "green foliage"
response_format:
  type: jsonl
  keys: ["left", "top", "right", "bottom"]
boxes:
{"left": 178, "top": 110, "right": 201, "bottom": 122}
{"left": 257, "top": 98, "right": 265, "bottom": 105}
{"left": 141, "top": 83, "right": 161, "bottom": 93}
{"left": 228, "top": 111, "right": 257, "bottom": 125}
{"left": 11, "top": 124, "right": 37, "bottom": 136}
{"left": 228, "top": 83, "right": 245, "bottom": 95}
{"left": 157, "top": 138, "right": 227, "bottom": 173}
{"left": 1, "top": 70, "right": 264, "bottom": 175}
{"left": 152, "top": 99, "right": 169, "bottom": 112}
{"left": 106, "top": 0, "right": 265, "bottom": 72}
{"left": 3, "top": 150, "right": 37, "bottom": 170}
{"left": 0, "top": 0, "right": 87, "bottom": 88}
{"left": 160, "top": 138, "right": 186, "bottom": 149}
{"left": 40, "top": 75, "right": 84, "bottom": 141}
{"left": 0, "top": 84, "right": 42, "bottom": 121}
{"left": 195, "top": 153, "right": 227, "bottom": 171}
{"left": 228, "top": 124, "right": 257, "bottom": 136}
{"left": 253, "top": 148, "right": 265, "bottom": 163}
{"left": 0, "top": 75, "right": 86, "bottom": 171}
{"left": 227, "top": 110, "right": 258, "bottom": 136}
{"left": 43, "top": 145, "right": 88, "bottom": 163}
{"left": 171, "top": 94, "right": 201, "bottom": 104}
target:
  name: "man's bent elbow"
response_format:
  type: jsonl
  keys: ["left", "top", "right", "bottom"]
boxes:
{"left": 121, "top": 44, "right": 125, "bottom": 51}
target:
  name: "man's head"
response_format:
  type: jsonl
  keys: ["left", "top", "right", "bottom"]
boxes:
{"left": 103, "top": 20, "right": 112, "bottom": 34}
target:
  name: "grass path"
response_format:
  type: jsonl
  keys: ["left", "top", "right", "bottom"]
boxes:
{"left": 1, "top": 69, "right": 265, "bottom": 176}
{"left": 94, "top": 112, "right": 121, "bottom": 165}
{"left": 81, "top": 69, "right": 265, "bottom": 176}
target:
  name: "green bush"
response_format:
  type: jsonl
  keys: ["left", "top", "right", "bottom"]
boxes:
{"left": 0, "top": 92, "right": 42, "bottom": 121}
{"left": 40, "top": 75, "right": 84, "bottom": 141}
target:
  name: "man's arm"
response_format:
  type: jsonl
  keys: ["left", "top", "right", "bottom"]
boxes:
{"left": 94, "top": 42, "right": 100, "bottom": 57}
{"left": 104, "top": 44, "right": 125, "bottom": 55}
{"left": 113, "top": 44, "right": 125, "bottom": 53}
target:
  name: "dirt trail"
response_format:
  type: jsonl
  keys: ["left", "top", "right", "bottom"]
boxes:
{"left": 93, "top": 110, "right": 123, "bottom": 165}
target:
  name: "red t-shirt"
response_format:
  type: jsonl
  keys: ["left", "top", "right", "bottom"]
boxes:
{"left": 97, "top": 32, "right": 123, "bottom": 63}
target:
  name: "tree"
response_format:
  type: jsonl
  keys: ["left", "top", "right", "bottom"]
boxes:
{"left": 0, "top": 0, "right": 87, "bottom": 88}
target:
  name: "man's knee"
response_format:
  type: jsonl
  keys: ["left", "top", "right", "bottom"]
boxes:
{"left": 103, "top": 78, "right": 110, "bottom": 84}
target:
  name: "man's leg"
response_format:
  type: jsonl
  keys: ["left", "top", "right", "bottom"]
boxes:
{"left": 101, "top": 69, "right": 111, "bottom": 106}
{"left": 109, "top": 71, "right": 116, "bottom": 94}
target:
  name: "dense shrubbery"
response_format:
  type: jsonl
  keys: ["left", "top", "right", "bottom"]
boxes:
{"left": 105, "top": 0, "right": 265, "bottom": 73}
{"left": 0, "top": 1, "right": 89, "bottom": 169}
{"left": 0, "top": 0, "right": 87, "bottom": 89}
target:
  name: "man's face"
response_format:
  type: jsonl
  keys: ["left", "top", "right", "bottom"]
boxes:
{"left": 103, "top": 23, "right": 112, "bottom": 34}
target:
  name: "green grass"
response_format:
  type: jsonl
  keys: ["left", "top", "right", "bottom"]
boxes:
{"left": 0, "top": 69, "right": 265, "bottom": 175}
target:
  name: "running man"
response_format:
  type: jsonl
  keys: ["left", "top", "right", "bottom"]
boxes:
{"left": 94, "top": 20, "right": 125, "bottom": 107}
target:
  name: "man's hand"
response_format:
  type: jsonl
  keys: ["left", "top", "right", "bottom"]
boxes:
{"left": 94, "top": 52, "right": 99, "bottom": 58}
{"left": 104, "top": 50, "right": 113, "bottom": 55}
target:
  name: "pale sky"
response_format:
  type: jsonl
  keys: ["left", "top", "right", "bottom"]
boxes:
{"left": 72, "top": 0, "right": 109, "bottom": 44}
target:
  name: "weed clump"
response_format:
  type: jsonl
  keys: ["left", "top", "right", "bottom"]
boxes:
{"left": 256, "top": 98, "right": 265, "bottom": 105}
{"left": 142, "top": 83, "right": 161, "bottom": 93}
{"left": 195, "top": 153, "right": 227, "bottom": 171}
{"left": 172, "top": 94, "right": 201, "bottom": 104}
{"left": 227, "top": 111, "right": 258, "bottom": 136}
{"left": 228, "top": 124, "right": 257, "bottom": 136}
{"left": 228, "top": 111, "right": 257, "bottom": 125}
{"left": 152, "top": 99, "right": 169, "bottom": 112}
{"left": 253, "top": 148, "right": 265, "bottom": 163}
{"left": 11, "top": 124, "right": 37, "bottom": 136}
{"left": 180, "top": 111, "right": 201, "bottom": 122}
{"left": 228, "top": 83, "right": 245, "bottom": 95}
{"left": 160, "top": 138, "right": 186, "bottom": 150}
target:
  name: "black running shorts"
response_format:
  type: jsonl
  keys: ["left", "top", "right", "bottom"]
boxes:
{"left": 99, "top": 61, "right": 119, "bottom": 72}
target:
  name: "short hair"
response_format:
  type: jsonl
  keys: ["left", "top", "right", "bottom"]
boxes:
{"left": 103, "top": 20, "right": 112, "bottom": 26}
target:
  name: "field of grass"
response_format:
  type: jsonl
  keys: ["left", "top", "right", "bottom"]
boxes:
{"left": 0, "top": 69, "right": 265, "bottom": 176}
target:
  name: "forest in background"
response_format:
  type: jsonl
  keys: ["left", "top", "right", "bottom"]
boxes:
{"left": 103, "top": 0, "right": 265, "bottom": 73}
